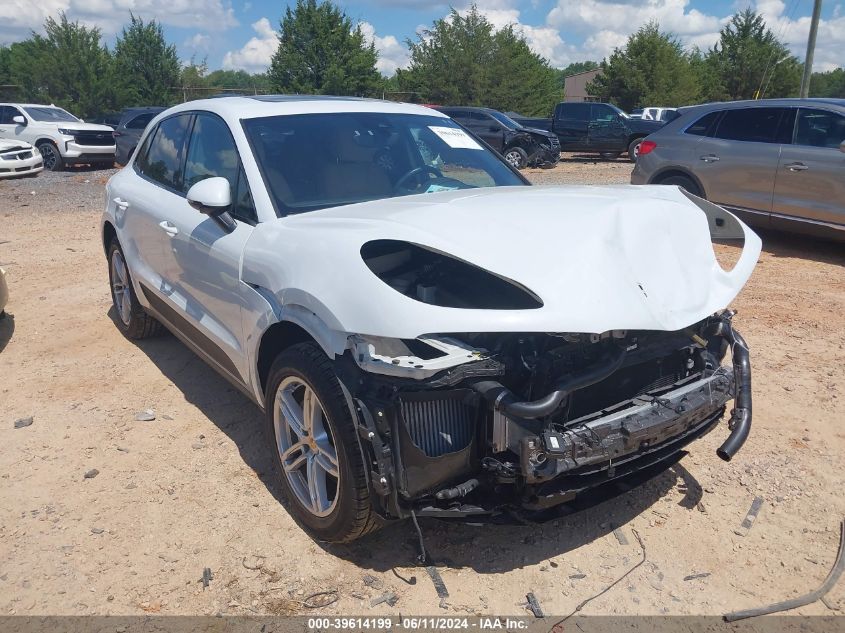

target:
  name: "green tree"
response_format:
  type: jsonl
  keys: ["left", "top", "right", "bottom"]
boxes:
{"left": 7, "top": 13, "right": 123, "bottom": 118}
{"left": 704, "top": 8, "right": 800, "bottom": 100}
{"left": 587, "top": 22, "right": 701, "bottom": 111}
{"left": 205, "top": 69, "right": 271, "bottom": 93}
{"left": 268, "top": 0, "right": 380, "bottom": 95}
{"left": 809, "top": 68, "right": 845, "bottom": 98}
{"left": 399, "top": 6, "right": 559, "bottom": 116}
{"left": 113, "top": 14, "right": 181, "bottom": 106}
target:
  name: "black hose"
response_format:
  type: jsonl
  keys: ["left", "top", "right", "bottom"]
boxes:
{"left": 472, "top": 345, "right": 627, "bottom": 420}
{"left": 716, "top": 325, "right": 752, "bottom": 461}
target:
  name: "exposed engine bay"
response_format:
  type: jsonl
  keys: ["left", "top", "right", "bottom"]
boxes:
{"left": 335, "top": 310, "right": 751, "bottom": 521}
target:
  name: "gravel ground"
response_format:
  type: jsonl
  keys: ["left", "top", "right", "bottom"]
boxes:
{"left": 1, "top": 161, "right": 844, "bottom": 619}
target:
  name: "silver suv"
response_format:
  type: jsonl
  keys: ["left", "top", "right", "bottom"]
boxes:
{"left": 631, "top": 98, "right": 845, "bottom": 241}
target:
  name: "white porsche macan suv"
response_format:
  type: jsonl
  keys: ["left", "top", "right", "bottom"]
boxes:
{"left": 102, "top": 96, "right": 760, "bottom": 542}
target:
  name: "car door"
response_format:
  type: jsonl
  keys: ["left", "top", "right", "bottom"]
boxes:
{"left": 587, "top": 103, "right": 628, "bottom": 151}
{"left": 772, "top": 107, "right": 845, "bottom": 232}
{"left": 692, "top": 106, "right": 792, "bottom": 224}
{"left": 0, "top": 105, "right": 27, "bottom": 142}
{"left": 458, "top": 112, "right": 504, "bottom": 151}
{"left": 119, "top": 113, "right": 193, "bottom": 298}
{"left": 553, "top": 103, "right": 589, "bottom": 150}
{"left": 161, "top": 112, "right": 257, "bottom": 383}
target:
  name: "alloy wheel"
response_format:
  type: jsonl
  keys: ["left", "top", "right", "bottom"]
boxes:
{"left": 274, "top": 376, "right": 340, "bottom": 517}
{"left": 38, "top": 144, "right": 58, "bottom": 170}
{"left": 505, "top": 150, "right": 522, "bottom": 168}
{"left": 110, "top": 249, "right": 132, "bottom": 326}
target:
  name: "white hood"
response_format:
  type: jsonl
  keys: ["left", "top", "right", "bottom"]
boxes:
{"left": 242, "top": 185, "right": 761, "bottom": 340}
{"left": 58, "top": 122, "right": 114, "bottom": 133}
{"left": 0, "top": 139, "right": 35, "bottom": 151}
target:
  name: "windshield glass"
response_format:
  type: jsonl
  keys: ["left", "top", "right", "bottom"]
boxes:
{"left": 488, "top": 110, "right": 520, "bottom": 129}
{"left": 244, "top": 112, "right": 525, "bottom": 215}
{"left": 23, "top": 106, "right": 80, "bottom": 123}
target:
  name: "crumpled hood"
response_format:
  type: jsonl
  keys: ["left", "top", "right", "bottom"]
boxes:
{"left": 0, "top": 139, "right": 34, "bottom": 152}
{"left": 243, "top": 185, "right": 761, "bottom": 339}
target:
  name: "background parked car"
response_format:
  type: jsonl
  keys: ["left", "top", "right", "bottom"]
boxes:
{"left": 432, "top": 106, "right": 560, "bottom": 168}
{"left": 112, "top": 107, "right": 165, "bottom": 165}
{"left": 89, "top": 112, "right": 122, "bottom": 128}
{"left": 0, "top": 139, "right": 43, "bottom": 178}
{"left": 632, "top": 107, "right": 679, "bottom": 122}
{"left": 631, "top": 98, "right": 845, "bottom": 242}
{"left": 514, "top": 102, "right": 664, "bottom": 161}
{"left": 0, "top": 103, "right": 115, "bottom": 171}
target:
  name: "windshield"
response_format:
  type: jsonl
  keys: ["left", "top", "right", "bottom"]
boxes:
{"left": 23, "top": 106, "right": 80, "bottom": 123}
{"left": 488, "top": 110, "right": 520, "bottom": 129}
{"left": 244, "top": 112, "right": 526, "bottom": 215}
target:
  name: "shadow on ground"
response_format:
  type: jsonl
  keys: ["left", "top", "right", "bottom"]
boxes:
{"left": 124, "top": 307, "right": 705, "bottom": 574}
{"left": 757, "top": 229, "right": 844, "bottom": 266}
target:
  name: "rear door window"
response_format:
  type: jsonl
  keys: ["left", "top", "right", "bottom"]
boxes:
{"left": 558, "top": 103, "right": 590, "bottom": 121}
{"left": 126, "top": 113, "right": 156, "bottom": 130}
{"left": 135, "top": 114, "right": 192, "bottom": 192}
{"left": 794, "top": 108, "right": 845, "bottom": 149}
{"left": 713, "top": 107, "right": 789, "bottom": 144}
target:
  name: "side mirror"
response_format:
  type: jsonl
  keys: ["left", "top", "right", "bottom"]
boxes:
{"left": 840, "top": 140, "right": 845, "bottom": 153}
{"left": 187, "top": 177, "right": 236, "bottom": 232}
{"left": 489, "top": 125, "right": 501, "bottom": 133}
{"left": 12, "top": 115, "right": 26, "bottom": 125}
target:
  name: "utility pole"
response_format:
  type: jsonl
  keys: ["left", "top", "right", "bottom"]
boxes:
{"left": 800, "top": 0, "right": 823, "bottom": 98}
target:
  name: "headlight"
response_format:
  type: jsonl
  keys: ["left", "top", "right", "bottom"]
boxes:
{"left": 57, "top": 128, "right": 76, "bottom": 136}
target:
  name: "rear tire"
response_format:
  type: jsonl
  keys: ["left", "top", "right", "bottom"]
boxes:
{"left": 107, "top": 239, "right": 163, "bottom": 339}
{"left": 265, "top": 342, "right": 381, "bottom": 543}
{"left": 36, "top": 141, "right": 63, "bottom": 171}
{"left": 599, "top": 152, "right": 622, "bottom": 160}
{"left": 627, "top": 138, "right": 644, "bottom": 162}
{"left": 658, "top": 174, "right": 702, "bottom": 197}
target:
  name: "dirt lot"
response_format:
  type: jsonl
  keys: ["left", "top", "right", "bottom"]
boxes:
{"left": 1, "top": 156, "right": 843, "bottom": 618}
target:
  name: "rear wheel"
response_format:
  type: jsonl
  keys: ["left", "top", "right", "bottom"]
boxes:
{"left": 599, "top": 152, "right": 622, "bottom": 160}
{"left": 658, "top": 174, "right": 702, "bottom": 197}
{"left": 627, "top": 138, "right": 644, "bottom": 162}
{"left": 107, "top": 239, "right": 163, "bottom": 339}
{"left": 503, "top": 146, "right": 528, "bottom": 169}
{"left": 36, "top": 141, "right": 63, "bottom": 171}
{"left": 265, "top": 342, "right": 381, "bottom": 542}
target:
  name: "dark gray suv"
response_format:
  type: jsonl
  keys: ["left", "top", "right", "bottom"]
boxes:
{"left": 113, "top": 107, "right": 165, "bottom": 165}
{"left": 631, "top": 98, "right": 845, "bottom": 241}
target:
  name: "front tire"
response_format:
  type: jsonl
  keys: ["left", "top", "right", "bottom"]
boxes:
{"left": 107, "top": 239, "right": 163, "bottom": 339}
{"left": 503, "top": 146, "right": 528, "bottom": 169}
{"left": 265, "top": 342, "right": 381, "bottom": 543}
{"left": 36, "top": 141, "right": 63, "bottom": 171}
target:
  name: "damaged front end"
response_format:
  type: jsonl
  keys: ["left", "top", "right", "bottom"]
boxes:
{"left": 334, "top": 310, "right": 751, "bottom": 522}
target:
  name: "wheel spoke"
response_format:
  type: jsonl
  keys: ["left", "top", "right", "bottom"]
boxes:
{"left": 119, "top": 291, "right": 132, "bottom": 324}
{"left": 307, "top": 453, "right": 329, "bottom": 513}
{"left": 279, "top": 389, "right": 306, "bottom": 438}
{"left": 301, "top": 387, "right": 317, "bottom": 436}
{"left": 315, "top": 445, "right": 338, "bottom": 478}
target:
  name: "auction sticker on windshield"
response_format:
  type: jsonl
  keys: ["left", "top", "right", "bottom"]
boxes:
{"left": 429, "top": 126, "right": 483, "bottom": 150}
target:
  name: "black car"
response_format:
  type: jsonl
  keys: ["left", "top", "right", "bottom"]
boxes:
{"left": 514, "top": 102, "right": 665, "bottom": 161}
{"left": 113, "top": 107, "right": 166, "bottom": 165}
{"left": 89, "top": 112, "right": 123, "bottom": 129}
{"left": 432, "top": 106, "right": 560, "bottom": 168}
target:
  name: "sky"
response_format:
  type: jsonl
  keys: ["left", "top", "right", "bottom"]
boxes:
{"left": 1, "top": 0, "right": 843, "bottom": 76}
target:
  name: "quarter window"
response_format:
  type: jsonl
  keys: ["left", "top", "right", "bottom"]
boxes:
{"left": 183, "top": 113, "right": 239, "bottom": 191}
{"left": 685, "top": 111, "right": 720, "bottom": 136}
{"left": 136, "top": 114, "right": 192, "bottom": 191}
{"left": 713, "top": 107, "right": 789, "bottom": 144}
{"left": 794, "top": 109, "right": 845, "bottom": 149}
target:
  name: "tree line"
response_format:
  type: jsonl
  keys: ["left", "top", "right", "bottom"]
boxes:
{"left": 0, "top": 1, "right": 842, "bottom": 120}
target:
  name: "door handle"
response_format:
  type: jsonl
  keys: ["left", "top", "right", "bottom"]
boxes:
{"left": 159, "top": 220, "right": 179, "bottom": 237}
{"left": 785, "top": 162, "right": 808, "bottom": 171}
{"left": 113, "top": 197, "right": 130, "bottom": 209}
{"left": 699, "top": 154, "right": 720, "bottom": 163}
